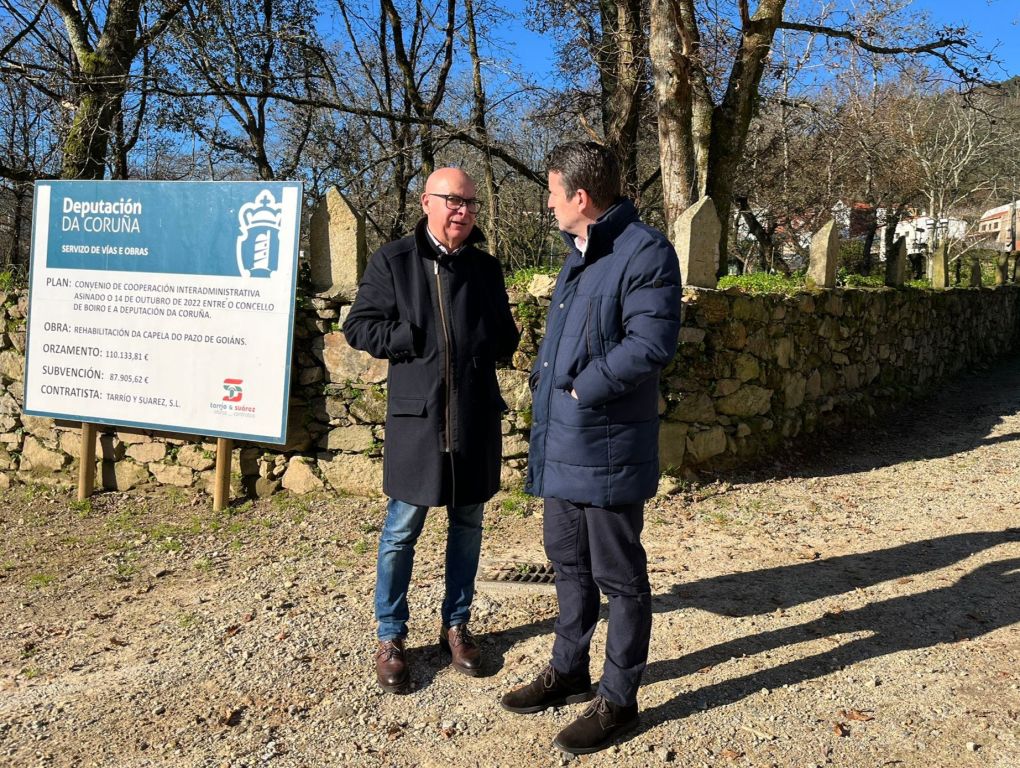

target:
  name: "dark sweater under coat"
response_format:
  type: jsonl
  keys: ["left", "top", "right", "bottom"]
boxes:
{"left": 525, "top": 199, "right": 683, "bottom": 506}
{"left": 342, "top": 218, "right": 520, "bottom": 507}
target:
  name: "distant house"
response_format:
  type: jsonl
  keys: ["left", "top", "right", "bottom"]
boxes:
{"left": 893, "top": 214, "right": 968, "bottom": 256}
{"left": 975, "top": 201, "right": 1019, "bottom": 251}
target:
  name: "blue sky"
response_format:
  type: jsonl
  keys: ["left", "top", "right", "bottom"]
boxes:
{"left": 495, "top": 0, "right": 1019, "bottom": 81}
{"left": 924, "top": 0, "right": 1019, "bottom": 77}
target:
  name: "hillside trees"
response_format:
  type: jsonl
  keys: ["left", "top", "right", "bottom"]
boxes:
{"left": 647, "top": 0, "right": 994, "bottom": 276}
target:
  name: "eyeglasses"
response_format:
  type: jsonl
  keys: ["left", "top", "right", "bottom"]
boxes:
{"left": 427, "top": 193, "right": 482, "bottom": 214}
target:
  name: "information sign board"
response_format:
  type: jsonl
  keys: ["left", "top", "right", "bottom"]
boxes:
{"left": 24, "top": 180, "right": 302, "bottom": 444}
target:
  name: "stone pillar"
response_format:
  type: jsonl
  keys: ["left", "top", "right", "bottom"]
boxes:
{"left": 308, "top": 186, "right": 367, "bottom": 299}
{"left": 969, "top": 256, "right": 982, "bottom": 288}
{"left": 807, "top": 220, "right": 839, "bottom": 289}
{"left": 674, "top": 197, "right": 720, "bottom": 289}
{"left": 995, "top": 252, "right": 1009, "bottom": 285}
{"left": 930, "top": 242, "right": 948, "bottom": 290}
{"left": 884, "top": 236, "right": 907, "bottom": 288}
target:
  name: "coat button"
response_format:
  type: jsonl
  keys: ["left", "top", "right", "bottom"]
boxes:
{"left": 558, "top": 303, "right": 564, "bottom": 309}
{"left": 543, "top": 361, "right": 549, "bottom": 367}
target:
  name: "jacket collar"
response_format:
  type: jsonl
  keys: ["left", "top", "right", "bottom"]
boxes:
{"left": 413, "top": 216, "right": 485, "bottom": 261}
{"left": 559, "top": 198, "right": 638, "bottom": 263}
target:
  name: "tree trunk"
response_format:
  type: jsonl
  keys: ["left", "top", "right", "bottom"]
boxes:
{"left": 52, "top": 0, "right": 183, "bottom": 180}
{"left": 61, "top": 75, "right": 124, "bottom": 180}
{"left": 651, "top": 0, "right": 786, "bottom": 275}
{"left": 736, "top": 197, "right": 777, "bottom": 274}
{"left": 463, "top": 0, "right": 499, "bottom": 261}
{"left": 599, "top": 0, "right": 643, "bottom": 198}
{"left": 861, "top": 219, "right": 878, "bottom": 275}
{"left": 5, "top": 182, "right": 29, "bottom": 268}
{"left": 648, "top": 0, "right": 699, "bottom": 238}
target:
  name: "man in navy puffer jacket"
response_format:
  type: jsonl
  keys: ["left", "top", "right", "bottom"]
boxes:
{"left": 501, "top": 142, "right": 682, "bottom": 755}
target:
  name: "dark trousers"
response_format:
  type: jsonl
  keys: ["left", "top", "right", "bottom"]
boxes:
{"left": 543, "top": 497, "right": 651, "bottom": 707}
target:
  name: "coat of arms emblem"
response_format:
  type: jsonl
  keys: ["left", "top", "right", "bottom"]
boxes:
{"left": 236, "top": 190, "right": 283, "bottom": 278}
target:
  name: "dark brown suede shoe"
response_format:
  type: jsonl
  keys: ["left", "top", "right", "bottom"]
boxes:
{"left": 375, "top": 639, "right": 410, "bottom": 693}
{"left": 553, "top": 695, "right": 639, "bottom": 755}
{"left": 500, "top": 664, "right": 594, "bottom": 714}
{"left": 439, "top": 624, "right": 482, "bottom": 676}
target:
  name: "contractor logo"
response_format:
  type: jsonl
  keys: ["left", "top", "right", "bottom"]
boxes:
{"left": 222, "top": 378, "right": 243, "bottom": 402}
{"left": 236, "top": 190, "right": 283, "bottom": 278}
{"left": 210, "top": 377, "right": 255, "bottom": 418}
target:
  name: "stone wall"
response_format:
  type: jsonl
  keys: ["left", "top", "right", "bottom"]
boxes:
{"left": 4, "top": 281, "right": 1020, "bottom": 496}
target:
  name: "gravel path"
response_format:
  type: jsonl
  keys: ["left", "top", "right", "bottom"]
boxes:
{"left": 2, "top": 356, "right": 1019, "bottom": 768}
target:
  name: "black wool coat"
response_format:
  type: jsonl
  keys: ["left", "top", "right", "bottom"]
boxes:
{"left": 342, "top": 218, "right": 520, "bottom": 507}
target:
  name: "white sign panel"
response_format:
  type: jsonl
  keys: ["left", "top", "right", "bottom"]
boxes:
{"left": 24, "top": 181, "right": 302, "bottom": 444}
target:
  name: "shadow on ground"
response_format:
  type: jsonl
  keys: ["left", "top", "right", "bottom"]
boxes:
{"left": 642, "top": 535, "right": 1020, "bottom": 727}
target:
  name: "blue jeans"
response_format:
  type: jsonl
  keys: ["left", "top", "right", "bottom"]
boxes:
{"left": 375, "top": 497, "right": 485, "bottom": 641}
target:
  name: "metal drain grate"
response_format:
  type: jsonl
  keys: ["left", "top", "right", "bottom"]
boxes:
{"left": 476, "top": 559, "right": 557, "bottom": 595}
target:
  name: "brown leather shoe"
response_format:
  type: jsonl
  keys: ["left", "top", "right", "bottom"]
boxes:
{"left": 440, "top": 624, "right": 482, "bottom": 676}
{"left": 375, "top": 639, "right": 410, "bottom": 693}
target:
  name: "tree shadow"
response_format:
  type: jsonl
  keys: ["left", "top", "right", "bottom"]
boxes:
{"left": 641, "top": 532, "right": 1020, "bottom": 728}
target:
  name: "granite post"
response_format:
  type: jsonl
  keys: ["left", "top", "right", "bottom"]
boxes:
{"left": 675, "top": 197, "right": 720, "bottom": 289}
{"left": 808, "top": 220, "right": 839, "bottom": 288}
{"left": 969, "top": 256, "right": 983, "bottom": 288}
{"left": 930, "top": 242, "right": 948, "bottom": 290}
{"left": 308, "top": 187, "right": 367, "bottom": 299}
{"left": 885, "top": 236, "right": 907, "bottom": 288}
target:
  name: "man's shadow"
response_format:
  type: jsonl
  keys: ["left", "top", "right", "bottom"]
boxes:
{"left": 655, "top": 528, "right": 1020, "bottom": 618}
{"left": 640, "top": 529, "right": 1020, "bottom": 728}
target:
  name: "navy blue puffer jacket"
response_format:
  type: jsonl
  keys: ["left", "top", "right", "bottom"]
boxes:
{"left": 525, "top": 199, "right": 682, "bottom": 506}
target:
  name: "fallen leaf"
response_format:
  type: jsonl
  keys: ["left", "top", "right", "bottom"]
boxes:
{"left": 721, "top": 747, "right": 744, "bottom": 760}
{"left": 839, "top": 709, "right": 874, "bottom": 722}
{"left": 896, "top": 577, "right": 913, "bottom": 584}
{"left": 219, "top": 706, "right": 246, "bottom": 727}
{"left": 224, "top": 624, "right": 241, "bottom": 637}
{"left": 833, "top": 722, "right": 850, "bottom": 737}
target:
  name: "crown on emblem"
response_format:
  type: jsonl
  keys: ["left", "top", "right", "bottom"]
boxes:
{"left": 240, "top": 190, "right": 282, "bottom": 230}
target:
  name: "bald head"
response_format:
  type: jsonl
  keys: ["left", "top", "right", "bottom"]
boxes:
{"left": 421, "top": 167, "right": 479, "bottom": 251}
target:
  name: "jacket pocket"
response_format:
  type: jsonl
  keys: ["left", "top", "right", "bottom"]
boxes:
{"left": 389, "top": 396, "right": 427, "bottom": 416}
{"left": 586, "top": 296, "right": 604, "bottom": 358}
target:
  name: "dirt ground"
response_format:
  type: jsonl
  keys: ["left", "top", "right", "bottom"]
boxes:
{"left": 2, "top": 356, "right": 1020, "bottom": 768}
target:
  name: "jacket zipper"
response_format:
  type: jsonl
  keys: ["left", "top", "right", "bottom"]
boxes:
{"left": 434, "top": 260, "right": 453, "bottom": 453}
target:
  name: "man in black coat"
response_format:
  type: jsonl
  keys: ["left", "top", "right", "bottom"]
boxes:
{"left": 343, "top": 167, "right": 520, "bottom": 694}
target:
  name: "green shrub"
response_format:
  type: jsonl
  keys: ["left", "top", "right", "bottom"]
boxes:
{"left": 717, "top": 272, "right": 806, "bottom": 295}
{"left": 506, "top": 265, "right": 559, "bottom": 290}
